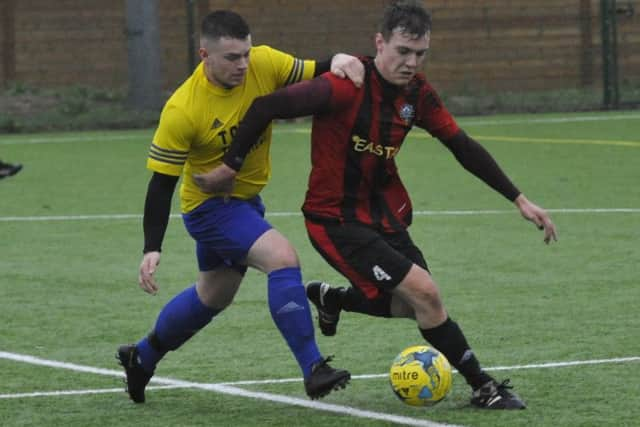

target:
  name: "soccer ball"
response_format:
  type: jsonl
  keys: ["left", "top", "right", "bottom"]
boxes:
{"left": 389, "top": 345, "right": 453, "bottom": 406}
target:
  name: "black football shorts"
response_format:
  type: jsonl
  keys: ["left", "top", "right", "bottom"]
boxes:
{"left": 305, "top": 219, "right": 429, "bottom": 300}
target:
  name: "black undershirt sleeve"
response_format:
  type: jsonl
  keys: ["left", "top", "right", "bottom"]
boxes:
{"left": 439, "top": 130, "right": 521, "bottom": 202}
{"left": 313, "top": 56, "right": 332, "bottom": 77}
{"left": 143, "top": 172, "right": 179, "bottom": 253}
{"left": 223, "top": 77, "right": 333, "bottom": 171}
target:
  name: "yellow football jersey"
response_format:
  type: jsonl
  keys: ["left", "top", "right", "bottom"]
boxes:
{"left": 147, "top": 45, "right": 316, "bottom": 213}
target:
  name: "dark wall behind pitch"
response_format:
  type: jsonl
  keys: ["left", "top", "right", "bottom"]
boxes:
{"left": 1, "top": 0, "right": 639, "bottom": 96}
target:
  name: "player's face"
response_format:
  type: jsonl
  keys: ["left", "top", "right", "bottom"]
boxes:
{"left": 374, "top": 29, "right": 430, "bottom": 86}
{"left": 200, "top": 35, "right": 251, "bottom": 89}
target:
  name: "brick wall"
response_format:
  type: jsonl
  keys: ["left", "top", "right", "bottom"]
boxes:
{"left": 11, "top": 0, "right": 126, "bottom": 87}
{"left": 1, "top": 0, "right": 639, "bottom": 96}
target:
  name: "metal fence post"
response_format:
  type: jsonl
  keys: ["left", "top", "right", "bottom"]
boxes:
{"left": 125, "top": 0, "right": 164, "bottom": 111}
{"left": 600, "top": 0, "right": 619, "bottom": 109}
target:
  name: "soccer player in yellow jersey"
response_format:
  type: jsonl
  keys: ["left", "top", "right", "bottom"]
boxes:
{"left": 116, "top": 10, "right": 364, "bottom": 403}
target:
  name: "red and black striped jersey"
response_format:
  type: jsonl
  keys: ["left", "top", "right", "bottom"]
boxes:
{"left": 224, "top": 57, "right": 519, "bottom": 229}
{"left": 302, "top": 57, "right": 460, "bottom": 232}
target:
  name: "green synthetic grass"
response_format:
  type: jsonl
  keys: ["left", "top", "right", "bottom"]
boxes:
{"left": 1, "top": 110, "right": 639, "bottom": 427}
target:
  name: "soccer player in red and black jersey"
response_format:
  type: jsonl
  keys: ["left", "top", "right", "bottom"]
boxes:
{"left": 194, "top": 0, "right": 557, "bottom": 410}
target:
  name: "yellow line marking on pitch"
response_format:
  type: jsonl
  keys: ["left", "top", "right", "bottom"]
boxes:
{"left": 400, "top": 132, "right": 640, "bottom": 148}
{"left": 474, "top": 135, "right": 640, "bottom": 148}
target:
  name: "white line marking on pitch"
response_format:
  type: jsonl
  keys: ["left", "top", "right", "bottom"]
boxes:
{"left": 0, "top": 385, "right": 184, "bottom": 399}
{"left": 1, "top": 208, "right": 639, "bottom": 222}
{"left": 3, "top": 353, "right": 640, "bottom": 426}
{"left": 0, "top": 351, "right": 461, "bottom": 427}
{"left": 174, "top": 355, "right": 640, "bottom": 385}
{"left": 2, "top": 355, "right": 638, "bottom": 393}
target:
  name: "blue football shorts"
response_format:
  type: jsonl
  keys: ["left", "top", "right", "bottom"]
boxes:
{"left": 182, "top": 196, "right": 272, "bottom": 274}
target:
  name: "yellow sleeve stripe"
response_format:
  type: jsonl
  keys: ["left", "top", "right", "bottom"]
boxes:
{"left": 285, "top": 58, "right": 305, "bottom": 86}
{"left": 149, "top": 144, "right": 188, "bottom": 165}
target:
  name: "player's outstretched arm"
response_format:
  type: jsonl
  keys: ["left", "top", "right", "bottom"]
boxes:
{"left": 514, "top": 194, "right": 558, "bottom": 244}
{"left": 193, "top": 78, "right": 334, "bottom": 193}
{"left": 440, "top": 130, "right": 557, "bottom": 244}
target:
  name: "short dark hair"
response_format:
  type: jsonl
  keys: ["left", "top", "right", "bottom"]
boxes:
{"left": 380, "top": 0, "right": 432, "bottom": 41}
{"left": 201, "top": 10, "right": 250, "bottom": 41}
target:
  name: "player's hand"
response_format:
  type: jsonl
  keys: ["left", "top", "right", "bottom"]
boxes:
{"left": 330, "top": 53, "right": 364, "bottom": 88}
{"left": 514, "top": 194, "right": 558, "bottom": 244}
{"left": 193, "top": 164, "right": 237, "bottom": 194}
{"left": 139, "top": 251, "right": 161, "bottom": 295}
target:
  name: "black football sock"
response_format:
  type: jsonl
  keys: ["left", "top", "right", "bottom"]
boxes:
{"left": 337, "top": 287, "right": 395, "bottom": 318}
{"left": 308, "top": 284, "right": 343, "bottom": 312}
{"left": 420, "top": 317, "right": 492, "bottom": 390}
{"left": 337, "top": 287, "right": 363, "bottom": 311}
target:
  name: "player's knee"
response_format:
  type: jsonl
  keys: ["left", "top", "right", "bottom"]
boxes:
{"left": 406, "top": 278, "right": 444, "bottom": 314}
{"left": 197, "top": 272, "right": 242, "bottom": 309}
{"left": 417, "top": 286, "right": 444, "bottom": 313}
{"left": 265, "top": 241, "right": 300, "bottom": 270}
{"left": 197, "top": 285, "right": 233, "bottom": 309}
{"left": 248, "top": 230, "right": 300, "bottom": 272}
{"left": 275, "top": 244, "right": 299, "bottom": 267}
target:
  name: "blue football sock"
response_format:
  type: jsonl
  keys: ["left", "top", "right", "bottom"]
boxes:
{"left": 136, "top": 337, "right": 161, "bottom": 374}
{"left": 267, "top": 267, "right": 322, "bottom": 377}
{"left": 136, "top": 284, "right": 220, "bottom": 373}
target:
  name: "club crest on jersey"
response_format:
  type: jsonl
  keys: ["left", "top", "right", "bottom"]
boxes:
{"left": 399, "top": 104, "right": 415, "bottom": 123}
